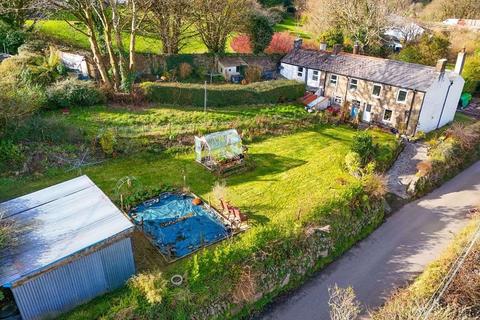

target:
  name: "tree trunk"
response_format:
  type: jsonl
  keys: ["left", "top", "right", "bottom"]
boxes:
{"left": 85, "top": 14, "right": 113, "bottom": 90}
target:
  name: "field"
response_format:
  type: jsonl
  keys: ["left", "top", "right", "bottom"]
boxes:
{"left": 274, "top": 16, "right": 312, "bottom": 39}
{"left": 0, "top": 103, "right": 398, "bottom": 319}
{"left": 30, "top": 20, "right": 233, "bottom": 54}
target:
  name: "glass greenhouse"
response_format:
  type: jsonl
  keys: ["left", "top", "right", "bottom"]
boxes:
{"left": 195, "top": 129, "right": 247, "bottom": 174}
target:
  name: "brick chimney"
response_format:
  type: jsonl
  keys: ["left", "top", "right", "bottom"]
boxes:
{"left": 353, "top": 42, "right": 360, "bottom": 55}
{"left": 454, "top": 48, "right": 466, "bottom": 75}
{"left": 293, "top": 38, "right": 303, "bottom": 50}
{"left": 333, "top": 44, "right": 342, "bottom": 55}
{"left": 435, "top": 58, "right": 448, "bottom": 73}
{"left": 319, "top": 43, "right": 327, "bottom": 51}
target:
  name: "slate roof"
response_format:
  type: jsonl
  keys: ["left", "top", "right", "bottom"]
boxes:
{"left": 0, "top": 175, "right": 134, "bottom": 287}
{"left": 281, "top": 49, "right": 456, "bottom": 91}
{"left": 218, "top": 56, "right": 248, "bottom": 67}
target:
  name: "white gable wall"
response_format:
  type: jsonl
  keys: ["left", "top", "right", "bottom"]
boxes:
{"left": 417, "top": 74, "right": 464, "bottom": 133}
{"left": 280, "top": 63, "right": 305, "bottom": 82}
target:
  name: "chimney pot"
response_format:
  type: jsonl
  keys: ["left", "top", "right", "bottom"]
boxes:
{"left": 435, "top": 58, "right": 448, "bottom": 73}
{"left": 353, "top": 42, "right": 360, "bottom": 55}
{"left": 454, "top": 48, "right": 466, "bottom": 75}
{"left": 319, "top": 43, "right": 327, "bottom": 51}
{"left": 293, "top": 38, "right": 303, "bottom": 50}
{"left": 333, "top": 44, "right": 342, "bottom": 55}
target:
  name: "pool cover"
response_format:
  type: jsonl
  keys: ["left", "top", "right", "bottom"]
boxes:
{"left": 131, "top": 193, "right": 230, "bottom": 259}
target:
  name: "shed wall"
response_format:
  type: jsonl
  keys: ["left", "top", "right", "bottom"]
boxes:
{"left": 12, "top": 237, "right": 135, "bottom": 320}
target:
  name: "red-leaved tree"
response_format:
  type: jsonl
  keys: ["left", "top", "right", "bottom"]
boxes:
{"left": 230, "top": 34, "right": 253, "bottom": 53}
{"left": 265, "top": 32, "right": 294, "bottom": 54}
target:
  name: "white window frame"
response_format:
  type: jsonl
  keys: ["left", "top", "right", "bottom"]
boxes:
{"left": 349, "top": 78, "right": 358, "bottom": 91}
{"left": 312, "top": 70, "right": 319, "bottom": 81}
{"left": 330, "top": 74, "right": 338, "bottom": 86}
{"left": 383, "top": 109, "right": 393, "bottom": 123}
{"left": 396, "top": 89, "right": 408, "bottom": 104}
{"left": 333, "top": 96, "right": 343, "bottom": 105}
{"left": 297, "top": 66, "right": 304, "bottom": 78}
{"left": 372, "top": 84, "right": 382, "bottom": 98}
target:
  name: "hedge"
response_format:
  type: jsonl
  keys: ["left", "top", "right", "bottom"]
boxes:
{"left": 140, "top": 80, "right": 305, "bottom": 107}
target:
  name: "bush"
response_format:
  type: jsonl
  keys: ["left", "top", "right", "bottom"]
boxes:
{"left": 0, "top": 21, "right": 26, "bottom": 54}
{"left": 129, "top": 271, "right": 168, "bottom": 305}
{"left": 0, "top": 140, "right": 24, "bottom": 173}
{"left": 140, "top": 80, "right": 304, "bottom": 107}
{"left": 98, "top": 128, "right": 117, "bottom": 156}
{"left": 0, "top": 83, "right": 46, "bottom": 132}
{"left": 244, "top": 65, "right": 263, "bottom": 83}
{"left": 230, "top": 34, "right": 253, "bottom": 53}
{"left": 351, "top": 132, "right": 377, "bottom": 166}
{"left": 178, "top": 62, "right": 193, "bottom": 80}
{"left": 344, "top": 151, "right": 362, "bottom": 177}
{"left": 46, "top": 79, "right": 106, "bottom": 109}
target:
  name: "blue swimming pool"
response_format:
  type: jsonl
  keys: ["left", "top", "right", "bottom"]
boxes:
{"left": 130, "top": 193, "right": 230, "bottom": 259}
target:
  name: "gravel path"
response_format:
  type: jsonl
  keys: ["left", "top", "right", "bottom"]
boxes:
{"left": 386, "top": 141, "right": 427, "bottom": 199}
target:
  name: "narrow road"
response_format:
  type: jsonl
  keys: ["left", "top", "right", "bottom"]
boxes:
{"left": 260, "top": 161, "right": 480, "bottom": 320}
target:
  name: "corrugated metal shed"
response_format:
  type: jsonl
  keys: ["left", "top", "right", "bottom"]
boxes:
{"left": 0, "top": 175, "right": 136, "bottom": 320}
{"left": 12, "top": 238, "right": 134, "bottom": 320}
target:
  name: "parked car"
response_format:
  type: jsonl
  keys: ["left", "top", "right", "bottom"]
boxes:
{"left": 231, "top": 74, "right": 244, "bottom": 84}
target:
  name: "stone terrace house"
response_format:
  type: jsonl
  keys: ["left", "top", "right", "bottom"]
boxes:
{"left": 280, "top": 40, "right": 466, "bottom": 135}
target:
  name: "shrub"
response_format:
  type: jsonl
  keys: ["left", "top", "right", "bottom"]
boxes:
{"left": 129, "top": 271, "right": 168, "bottom": 304}
{"left": 0, "top": 21, "right": 26, "bottom": 54}
{"left": 344, "top": 151, "right": 362, "bottom": 177}
{"left": 351, "top": 132, "right": 377, "bottom": 166}
{"left": 362, "top": 173, "right": 387, "bottom": 199}
{"left": 0, "top": 140, "right": 24, "bottom": 173}
{"left": 230, "top": 34, "right": 253, "bottom": 53}
{"left": 178, "top": 62, "right": 193, "bottom": 80}
{"left": 98, "top": 128, "right": 117, "bottom": 156}
{"left": 0, "top": 83, "right": 46, "bottom": 132}
{"left": 244, "top": 65, "right": 263, "bottom": 83}
{"left": 46, "top": 79, "right": 106, "bottom": 109}
{"left": 319, "top": 28, "right": 344, "bottom": 49}
{"left": 265, "top": 32, "right": 294, "bottom": 54}
{"left": 140, "top": 80, "right": 304, "bottom": 107}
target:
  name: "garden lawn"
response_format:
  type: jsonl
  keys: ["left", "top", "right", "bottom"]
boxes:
{"left": 274, "top": 16, "right": 312, "bottom": 39}
{"left": 0, "top": 101, "right": 397, "bottom": 318}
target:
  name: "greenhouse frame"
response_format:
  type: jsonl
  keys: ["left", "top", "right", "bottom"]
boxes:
{"left": 194, "top": 129, "right": 247, "bottom": 174}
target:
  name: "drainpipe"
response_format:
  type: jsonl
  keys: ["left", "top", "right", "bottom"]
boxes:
{"left": 436, "top": 80, "right": 454, "bottom": 129}
{"left": 405, "top": 89, "right": 417, "bottom": 135}
{"left": 413, "top": 95, "right": 426, "bottom": 137}
{"left": 343, "top": 76, "right": 349, "bottom": 103}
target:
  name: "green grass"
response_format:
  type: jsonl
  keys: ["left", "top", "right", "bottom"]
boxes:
{"left": 0, "top": 104, "right": 398, "bottom": 319}
{"left": 274, "top": 16, "right": 312, "bottom": 39}
{"left": 30, "top": 20, "right": 207, "bottom": 54}
{"left": 30, "top": 20, "right": 235, "bottom": 54}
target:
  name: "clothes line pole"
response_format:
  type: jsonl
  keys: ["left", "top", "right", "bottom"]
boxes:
{"left": 204, "top": 81, "right": 207, "bottom": 113}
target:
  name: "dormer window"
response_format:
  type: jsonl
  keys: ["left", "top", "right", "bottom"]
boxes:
{"left": 330, "top": 74, "right": 338, "bottom": 86}
{"left": 372, "top": 84, "right": 382, "bottom": 97}
{"left": 396, "top": 89, "right": 408, "bottom": 103}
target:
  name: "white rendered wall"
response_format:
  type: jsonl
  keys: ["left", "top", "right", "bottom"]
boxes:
{"left": 417, "top": 74, "right": 465, "bottom": 133}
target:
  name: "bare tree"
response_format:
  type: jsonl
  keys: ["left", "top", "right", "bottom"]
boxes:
{"left": 149, "top": 0, "right": 196, "bottom": 54}
{"left": 305, "top": 0, "right": 394, "bottom": 49}
{"left": 49, "top": 0, "right": 152, "bottom": 92}
{"left": 191, "top": 0, "right": 250, "bottom": 53}
{"left": 328, "top": 284, "right": 362, "bottom": 320}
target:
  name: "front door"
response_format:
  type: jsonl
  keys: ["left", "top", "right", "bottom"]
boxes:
{"left": 363, "top": 104, "right": 372, "bottom": 122}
